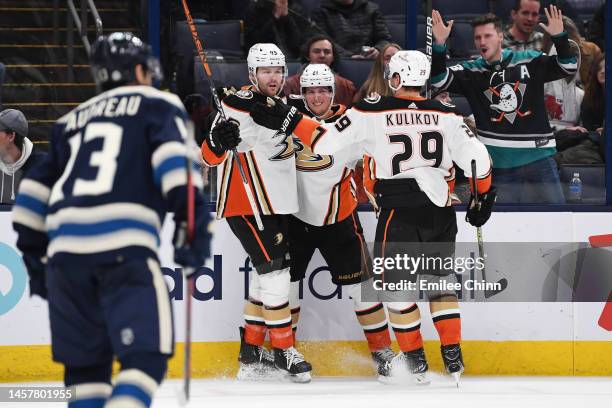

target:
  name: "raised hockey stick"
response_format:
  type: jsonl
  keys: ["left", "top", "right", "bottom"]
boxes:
{"left": 470, "top": 160, "right": 507, "bottom": 299}
{"left": 180, "top": 0, "right": 264, "bottom": 231}
{"left": 425, "top": 0, "right": 433, "bottom": 98}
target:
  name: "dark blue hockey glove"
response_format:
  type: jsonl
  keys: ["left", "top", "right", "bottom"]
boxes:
{"left": 23, "top": 253, "right": 47, "bottom": 299}
{"left": 173, "top": 210, "right": 212, "bottom": 277}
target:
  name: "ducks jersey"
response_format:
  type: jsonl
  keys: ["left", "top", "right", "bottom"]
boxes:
{"left": 202, "top": 88, "right": 299, "bottom": 218}
{"left": 287, "top": 97, "right": 360, "bottom": 226}
{"left": 293, "top": 95, "right": 492, "bottom": 207}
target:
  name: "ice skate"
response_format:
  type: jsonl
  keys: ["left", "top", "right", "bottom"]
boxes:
{"left": 403, "top": 347, "right": 431, "bottom": 385}
{"left": 441, "top": 344, "right": 464, "bottom": 387}
{"left": 371, "top": 347, "right": 398, "bottom": 383}
{"left": 237, "top": 327, "right": 283, "bottom": 381}
{"left": 274, "top": 347, "right": 312, "bottom": 383}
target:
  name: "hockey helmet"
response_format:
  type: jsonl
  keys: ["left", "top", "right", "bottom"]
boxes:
{"left": 300, "top": 63, "right": 335, "bottom": 117}
{"left": 247, "top": 43, "right": 287, "bottom": 78}
{"left": 300, "top": 64, "right": 335, "bottom": 95}
{"left": 386, "top": 50, "right": 430, "bottom": 90}
{"left": 90, "top": 32, "right": 162, "bottom": 90}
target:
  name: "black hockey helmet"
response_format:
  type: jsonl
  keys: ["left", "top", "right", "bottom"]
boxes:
{"left": 90, "top": 32, "right": 162, "bottom": 90}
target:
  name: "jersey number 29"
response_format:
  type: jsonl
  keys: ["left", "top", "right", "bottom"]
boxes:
{"left": 388, "top": 131, "right": 443, "bottom": 175}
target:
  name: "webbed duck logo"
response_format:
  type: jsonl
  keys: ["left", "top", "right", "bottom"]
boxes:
{"left": 484, "top": 81, "right": 532, "bottom": 124}
{"left": 293, "top": 137, "right": 333, "bottom": 172}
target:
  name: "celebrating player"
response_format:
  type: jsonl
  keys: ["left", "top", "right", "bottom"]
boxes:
{"left": 12, "top": 33, "right": 211, "bottom": 407}
{"left": 286, "top": 63, "right": 397, "bottom": 381}
{"left": 201, "top": 43, "right": 312, "bottom": 382}
{"left": 249, "top": 50, "right": 496, "bottom": 385}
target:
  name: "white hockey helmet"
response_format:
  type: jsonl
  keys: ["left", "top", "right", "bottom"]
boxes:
{"left": 300, "top": 64, "right": 335, "bottom": 117}
{"left": 386, "top": 50, "right": 430, "bottom": 91}
{"left": 247, "top": 43, "right": 287, "bottom": 77}
{"left": 300, "top": 64, "right": 335, "bottom": 94}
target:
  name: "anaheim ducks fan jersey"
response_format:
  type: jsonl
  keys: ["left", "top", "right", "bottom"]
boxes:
{"left": 287, "top": 97, "right": 360, "bottom": 226}
{"left": 293, "top": 95, "right": 491, "bottom": 207}
{"left": 202, "top": 88, "right": 298, "bottom": 218}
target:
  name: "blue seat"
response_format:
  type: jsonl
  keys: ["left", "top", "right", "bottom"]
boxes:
{"left": 449, "top": 21, "right": 478, "bottom": 58}
{"left": 174, "top": 20, "right": 243, "bottom": 60}
{"left": 370, "top": 0, "right": 406, "bottom": 17}
{"left": 432, "top": 0, "right": 489, "bottom": 16}
{"left": 334, "top": 59, "right": 374, "bottom": 89}
{"left": 387, "top": 20, "right": 406, "bottom": 48}
{"left": 559, "top": 164, "right": 606, "bottom": 204}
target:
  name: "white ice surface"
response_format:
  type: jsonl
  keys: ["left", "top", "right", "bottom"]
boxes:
{"left": 3, "top": 376, "right": 611, "bottom": 408}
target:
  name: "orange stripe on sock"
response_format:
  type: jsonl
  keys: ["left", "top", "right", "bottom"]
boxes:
{"left": 394, "top": 330, "right": 423, "bottom": 352}
{"left": 269, "top": 326, "right": 293, "bottom": 349}
{"left": 244, "top": 323, "right": 266, "bottom": 346}
{"left": 365, "top": 328, "right": 391, "bottom": 352}
{"left": 434, "top": 317, "right": 461, "bottom": 346}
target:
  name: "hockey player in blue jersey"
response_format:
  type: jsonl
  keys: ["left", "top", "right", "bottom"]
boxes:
{"left": 12, "top": 32, "right": 211, "bottom": 407}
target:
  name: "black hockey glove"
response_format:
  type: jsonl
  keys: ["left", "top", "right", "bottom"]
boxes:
{"left": 23, "top": 253, "right": 47, "bottom": 299}
{"left": 466, "top": 186, "right": 497, "bottom": 227}
{"left": 250, "top": 99, "right": 303, "bottom": 135}
{"left": 173, "top": 210, "right": 213, "bottom": 277}
{"left": 207, "top": 120, "right": 241, "bottom": 156}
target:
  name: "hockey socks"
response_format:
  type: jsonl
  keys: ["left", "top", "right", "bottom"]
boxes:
{"left": 354, "top": 302, "right": 391, "bottom": 352}
{"left": 105, "top": 369, "right": 158, "bottom": 408}
{"left": 68, "top": 383, "right": 112, "bottom": 408}
{"left": 243, "top": 299, "right": 267, "bottom": 346}
{"left": 388, "top": 303, "right": 423, "bottom": 352}
{"left": 263, "top": 302, "right": 294, "bottom": 349}
{"left": 430, "top": 296, "right": 461, "bottom": 346}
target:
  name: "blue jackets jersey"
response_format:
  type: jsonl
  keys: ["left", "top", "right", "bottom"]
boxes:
{"left": 12, "top": 85, "right": 203, "bottom": 265}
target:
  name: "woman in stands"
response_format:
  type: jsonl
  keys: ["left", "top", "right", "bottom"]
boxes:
{"left": 352, "top": 42, "right": 401, "bottom": 102}
{"left": 581, "top": 53, "right": 605, "bottom": 132}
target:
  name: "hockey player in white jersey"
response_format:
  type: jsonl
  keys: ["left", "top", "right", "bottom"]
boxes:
{"left": 286, "top": 64, "right": 397, "bottom": 381}
{"left": 250, "top": 50, "right": 497, "bottom": 384}
{"left": 201, "top": 43, "right": 311, "bottom": 382}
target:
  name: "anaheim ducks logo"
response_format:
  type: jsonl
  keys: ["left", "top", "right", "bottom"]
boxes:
{"left": 293, "top": 137, "right": 333, "bottom": 172}
{"left": 484, "top": 81, "right": 532, "bottom": 124}
{"left": 270, "top": 134, "right": 295, "bottom": 161}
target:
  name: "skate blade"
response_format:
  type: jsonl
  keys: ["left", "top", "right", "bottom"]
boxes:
{"left": 451, "top": 371, "right": 461, "bottom": 387}
{"left": 236, "top": 363, "right": 285, "bottom": 381}
{"left": 287, "top": 371, "right": 312, "bottom": 383}
{"left": 413, "top": 372, "right": 431, "bottom": 385}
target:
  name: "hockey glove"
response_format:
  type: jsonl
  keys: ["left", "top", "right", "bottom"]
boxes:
{"left": 250, "top": 99, "right": 303, "bottom": 135}
{"left": 173, "top": 210, "right": 213, "bottom": 277}
{"left": 466, "top": 186, "right": 497, "bottom": 227}
{"left": 207, "top": 120, "right": 241, "bottom": 156}
{"left": 23, "top": 253, "right": 47, "bottom": 299}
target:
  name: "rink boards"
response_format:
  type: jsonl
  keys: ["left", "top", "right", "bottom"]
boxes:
{"left": 0, "top": 211, "right": 611, "bottom": 380}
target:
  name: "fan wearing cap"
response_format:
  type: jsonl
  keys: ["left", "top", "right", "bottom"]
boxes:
{"left": 0, "top": 108, "right": 44, "bottom": 203}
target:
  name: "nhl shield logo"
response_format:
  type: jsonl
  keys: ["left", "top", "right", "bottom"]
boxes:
{"left": 484, "top": 81, "right": 532, "bottom": 124}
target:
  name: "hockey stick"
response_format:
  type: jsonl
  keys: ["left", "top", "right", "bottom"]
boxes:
{"left": 425, "top": 0, "right": 433, "bottom": 98}
{"left": 180, "top": 0, "right": 264, "bottom": 231}
{"left": 470, "top": 160, "right": 507, "bottom": 299}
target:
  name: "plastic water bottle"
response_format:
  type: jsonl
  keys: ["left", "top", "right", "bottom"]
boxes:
{"left": 568, "top": 172, "right": 582, "bottom": 203}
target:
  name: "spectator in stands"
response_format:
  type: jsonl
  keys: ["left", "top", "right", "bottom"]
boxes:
{"left": 312, "top": 0, "right": 391, "bottom": 59}
{"left": 244, "top": 0, "right": 321, "bottom": 60}
{"left": 283, "top": 35, "right": 357, "bottom": 106}
{"left": 581, "top": 54, "right": 606, "bottom": 131}
{"left": 0, "top": 62, "right": 4, "bottom": 107}
{"left": 586, "top": 1, "right": 605, "bottom": 51}
{"left": 542, "top": 15, "right": 602, "bottom": 87}
{"left": 353, "top": 42, "right": 400, "bottom": 102}
{"left": 503, "top": 0, "right": 544, "bottom": 51}
{"left": 0, "top": 109, "right": 44, "bottom": 204}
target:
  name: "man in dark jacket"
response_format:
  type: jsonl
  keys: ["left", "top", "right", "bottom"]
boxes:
{"left": 312, "top": 0, "right": 391, "bottom": 59}
{"left": 244, "top": 0, "right": 322, "bottom": 59}
{"left": 0, "top": 109, "right": 45, "bottom": 203}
